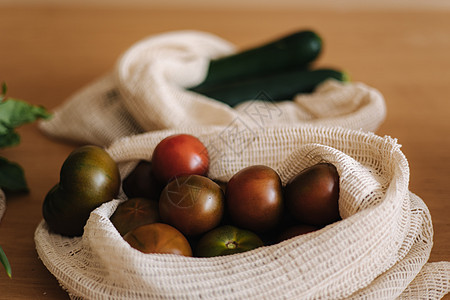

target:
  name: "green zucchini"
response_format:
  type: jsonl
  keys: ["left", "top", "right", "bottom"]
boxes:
{"left": 190, "top": 30, "right": 322, "bottom": 91}
{"left": 192, "top": 68, "right": 348, "bottom": 107}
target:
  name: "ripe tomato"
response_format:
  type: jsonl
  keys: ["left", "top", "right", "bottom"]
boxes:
{"left": 151, "top": 134, "right": 209, "bottom": 184}
{"left": 195, "top": 225, "right": 263, "bottom": 257}
{"left": 277, "top": 224, "right": 320, "bottom": 242}
{"left": 42, "top": 145, "right": 120, "bottom": 237}
{"left": 122, "top": 160, "right": 163, "bottom": 200}
{"left": 159, "top": 175, "right": 224, "bottom": 236}
{"left": 123, "top": 223, "right": 192, "bottom": 256}
{"left": 226, "top": 165, "right": 283, "bottom": 232}
{"left": 284, "top": 163, "right": 340, "bottom": 226}
{"left": 110, "top": 197, "right": 160, "bottom": 236}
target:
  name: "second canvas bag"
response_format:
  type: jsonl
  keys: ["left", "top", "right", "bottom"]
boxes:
{"left": 39, "top": 30, "right": 386, "bottom": 146}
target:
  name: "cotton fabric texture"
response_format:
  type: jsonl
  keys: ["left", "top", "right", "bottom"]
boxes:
{"left": 35, "top": 126, "right": 450, "bottom": 299}
{"left": 34, "top": 30, "right": 449, "bottom": 299}
{"left": 38, "top": 30, "right": 386, "bottom": 147}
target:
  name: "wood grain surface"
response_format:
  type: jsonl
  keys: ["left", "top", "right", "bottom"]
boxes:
{"left": 0, "top": 5, "right": 449, "bottom": 299}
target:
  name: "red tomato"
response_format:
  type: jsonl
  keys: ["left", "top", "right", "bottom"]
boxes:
{"left": 284, "top": 163, "right": 340, "bottom": 226}
{"left": 225, "top": 165, "right": 283, "bottom": 232}
{"left": 159, "top": 175, "right": 224, "bottom": 236}
{"left": 151, "top": 134, "right": 209, "bottom": 184}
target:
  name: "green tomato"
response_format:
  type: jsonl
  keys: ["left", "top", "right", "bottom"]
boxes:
{"left": 195, "top": 225, "right": 263, "bottom": 257}
{"left": 42, "top": 145, "right": 121, "bottom": 237}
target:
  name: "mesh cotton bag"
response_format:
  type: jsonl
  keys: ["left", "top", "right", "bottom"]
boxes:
{"left": 38, "top": 30, "right": 386, "bottom": 147}
{"left": 34, "top": 125, "right": 450, "bottom": 299}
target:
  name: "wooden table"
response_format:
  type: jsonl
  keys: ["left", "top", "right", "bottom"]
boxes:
{"left": 0, "top": 5, "right": 449, "bottom": 299}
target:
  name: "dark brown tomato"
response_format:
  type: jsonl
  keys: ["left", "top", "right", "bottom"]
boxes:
{"left": 42, "top": 183, "right": 91, "bottom": 237}
{"left": 195, "top": 225, "right": 263, "bottom": 257}
{"left": 151, "top": 134, "right": 209, "bottom": 185}
{"left": 123, "top": 223, "right": 192, "bottom": 256}
{"left": 159, "top": 175, "right": 224, "bottom": 236}
{"left": 110, "top": 197, "right": 160, "bottom": 236}
{"left": 59, "top": 145, "right": 120, "bottom": 206}
{"left": 122, "top": 160, "right": 163, "bottom": 200}
{"left": 214, "top": 180, "right": 227, "bottom": 194}
{"left": 225, "top": 165, "right": 283, "bottom": 232}
{"left": 43, "top": 145, "right": 121, "bottom": 237}
{"left": 277, "top": 224, "right": 320, "bottom": 243}
{"left": 284, "top": 163, "right": 340, "bottom": 226}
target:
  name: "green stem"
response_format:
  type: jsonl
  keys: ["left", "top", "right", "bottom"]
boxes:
{"left": 225, "top": 241, "right": 238, "bottom": 250}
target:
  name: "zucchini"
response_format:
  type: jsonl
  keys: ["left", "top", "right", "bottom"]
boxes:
{"left": 192, "top": 68, "right": 348, "bottom": 107}
{"left": 190, "top": 30, "right": 322, "bottom": 91}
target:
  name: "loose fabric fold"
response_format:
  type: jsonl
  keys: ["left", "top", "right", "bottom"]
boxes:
{"left": 39, "top": 30, "right": 386, "bottom": 147}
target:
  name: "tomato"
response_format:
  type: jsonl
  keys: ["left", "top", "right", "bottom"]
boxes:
{"left": 122, "top": 160, "right": 163, "bottom": 200}
{"left": 123, "top": 223, "right": 192, "bottom": 256}
{"left": 159, "top": 175, "right": 224, "bottom": 236}
{"left": 214, "top": 180, "right": 227, "bottom": 194}
{"left": 284, "top": 163, "right": 340, "bottom": 226}
{"left": 151, "top": 134, "right": 209, "bottom": 185}
{"left": 110, "top": 197, "right": 160, "bottom": 236}
{"left": 42, "top": 145, "right": 121, "bottom": 236}
{"left": 277, "top": 224, "right": 320, "bottom": 242}
{"left": 225, "top": 165, "right": 283, "bottom": 232}
{"left": 195, "top": 225, "right": 263, "bottom": 257}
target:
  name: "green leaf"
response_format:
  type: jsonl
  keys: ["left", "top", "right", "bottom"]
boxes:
{"left": 0, "top": 157, "right": 28, "bottom": 192}
{"left": 0, "top": 98, "right": 52, "bottom": 135}
{"left": 0, "top": 130, "right": 20, "bottom": 148}
{"left": 0, "top": 245, "right": 12, "bottom": 278}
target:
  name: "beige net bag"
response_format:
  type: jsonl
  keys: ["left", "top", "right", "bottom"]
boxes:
{"left": 34, "top": 125, "right": 450, "bottom": 299}
{"left": 38, "top": 30, "right": 386, "bottom": 147}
